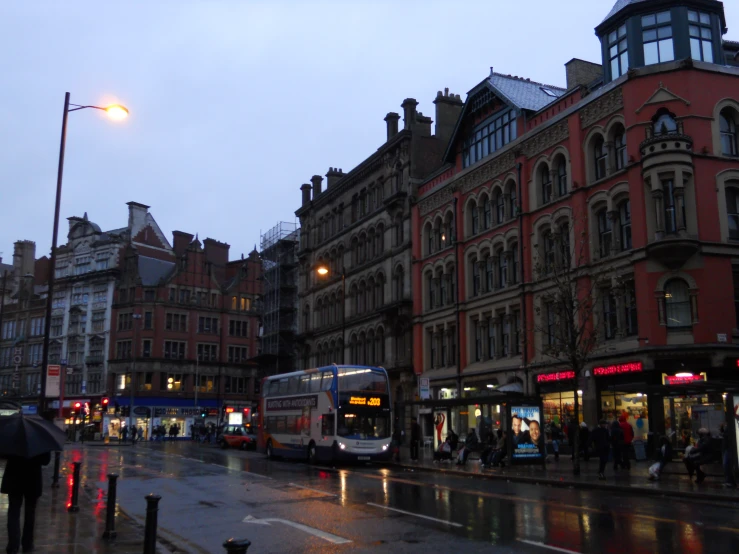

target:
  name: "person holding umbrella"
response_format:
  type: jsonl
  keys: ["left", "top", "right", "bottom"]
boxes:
{"left": 0, "top": 407, "right": 66, "bottom": 554}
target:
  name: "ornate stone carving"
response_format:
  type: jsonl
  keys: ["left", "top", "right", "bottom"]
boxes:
{"left": 419, "top": 186, "right": 454, "bottom": 216}
{"left": 521, "top": 120, "right": 570, "bottom": 158}
{"left": 458, "top": 151, "right": 517, "bottom": 194}
{"left": 579, "top": 88, "right": 623, "bottom": 129}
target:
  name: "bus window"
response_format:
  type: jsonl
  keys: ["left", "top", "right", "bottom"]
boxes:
{"left": 321, "top": 372, "right": 334, "bottom": 391}
{"left": 268, "top": 381, "right": 280, "bottom": 397}
{"left": 278, "top": 379, "right": 289, "bottom": 395}
{"left": 286, "top": 415, "right": 297, "bottom": 434}
{"left": 275, "top": 416, "right": 286, "bottom": 434}
{"left": 321, "top": 413, "right": 335, "bottom": 437}
{"left": 310, "top": 373, "right": 322, "bottom": 393}
{"left": 288, "top": 376, "right": 299, "bottom": 395}
{"left": 299, "top": 375, "right": 310, "bottom": 393}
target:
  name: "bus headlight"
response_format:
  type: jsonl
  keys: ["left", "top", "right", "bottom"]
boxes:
{"left": 339, "top": 442, "right": 346, "bottom": 450}
{"left": 382, "top": 444, "right": 389, "bottom": 451}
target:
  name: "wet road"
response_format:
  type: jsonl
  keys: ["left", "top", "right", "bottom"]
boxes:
{"left": 75, "top": 442, "right": 739, "bottom": 553}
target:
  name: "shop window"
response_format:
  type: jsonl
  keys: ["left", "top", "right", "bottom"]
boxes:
{"left": 601, "top": 392, "right": 648, "bottom": 439}
{"left": 542, "top": 391, "right": 582, "bottom": 427}
{"left": 664, "top": 279, "right": 691, "bottom": 328}
{"left": 619, "top": 200, "right": 632, "bottom": 250}
{"left": 642, "top": 11, "right": 674, "bottom": 66}
{"left": 597, "top": 209, "right": 612, "bottom": 258}
{"left": 720, "top": 109, "right": 739, "bottom": 157}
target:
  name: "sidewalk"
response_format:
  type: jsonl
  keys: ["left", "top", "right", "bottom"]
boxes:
{"left": 388, "top": 445, "right": 739, "bottom": 503}
{"left": 0, "top": 454, "right": 159, "bottom": 553}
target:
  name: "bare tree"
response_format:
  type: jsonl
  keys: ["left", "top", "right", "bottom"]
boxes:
{"left": 531, "top": 214, "right": 630, "bottom": 474}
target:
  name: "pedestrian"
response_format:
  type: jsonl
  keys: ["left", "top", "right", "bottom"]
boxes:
{"left": 410, "top": 419, "right": 421, "bottom": 461}
{"left": 610, "top": 420, "right": 624, "bottom": 471}
{"left": 720, "top": 423, "right": 736, "bottom": 488}
{"left": 618, "top": 415, "right": 634, "bottom": 470}
{"left": 448, "top": 429, "right": 459, "bottom": 451}
{"left": 684, "top": 428, "right": 714, "bottom": 484}
{"left": 591, "top": 420, "right": 610, "bottom": 480}
{"left": 567, "top": 419, "right": 578, "bottom": 461}
{"left": 648, "top": 436, "right": 673, "bottom": 481}
{"left": 433, "top": 437, "right": 453, "bottom": 463}
{"left": 391, "top": 427, "right": 402, "bottom": 462}
{"left": 489, "top": 430, "right": 508, "bottom": 468}
{"left": 121, "top": 425, "right": 128, "bottom": 443}
{"left": 549, "top": 420, "right": 562, "bottom": 462}
{"left": 1, "top": 452, "right": 51, "bottom": 554}
{"left": 130, "top": 425, "right": 137, "bottom": 444}
{"left": 579, "top": 422, "right": 590, "bottom": 461}
{"left": 138, "top": 426, "right": 144, "bottom": 442}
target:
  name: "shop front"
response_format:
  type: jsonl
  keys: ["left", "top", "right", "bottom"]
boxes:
{"left": 111, "top": 397, "right": 221, "bottom": 440}
{"left": 536, "top": 371, "right": 583, "bottom": 434}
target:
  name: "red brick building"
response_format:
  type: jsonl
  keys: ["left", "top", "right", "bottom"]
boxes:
{"left": 107, "top": 232, "right": 262, "bottom": 439}
{"left": 411, "top": 0, "right": 739, "bottom": 448}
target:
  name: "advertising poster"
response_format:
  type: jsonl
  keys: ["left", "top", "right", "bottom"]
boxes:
{"left": 511, "top": 405, "right": 546, "bottom": 462}
{"left": 45, "top": 365, "right": 61, "bottom": 398}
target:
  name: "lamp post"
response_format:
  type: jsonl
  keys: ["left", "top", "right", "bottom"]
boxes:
{"left": 130, "top": 313, "right": 142, "bottom": 432}
{"left": 39, "top": 93, "right": 129, "bottom": 414}
{"left": 314, "top": 264, "right": 346, "bottom": 364}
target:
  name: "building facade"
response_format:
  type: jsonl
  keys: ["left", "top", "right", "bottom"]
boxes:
{"left": 107, "top": 232, "right": 262, "bottom": 439}
{"left": 411, "top": 0, "right": 739, "bottom": 449}
{"left": 296, "top": 92, "right": 463, "bottom": 405}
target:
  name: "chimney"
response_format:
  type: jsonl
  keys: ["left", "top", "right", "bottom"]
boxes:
{"left": 13, "top": 240, "right": 36, "bottom": 279}
{"left": 301, "top": 183, "right": 312, "bottom": 206}
{"left": 311, "top": 175, "right": 324, "bottom": 198}
{"left": 384, "top": 112, "right": 400, "bottom": 141}
{"left": 434, "top": 88, "right": 464, "bottom": 147}
{"left": 203, "top": 238, "right": 230, "bottom": 267}
{"left": 565, "top": 58, "right": 603, "bottom": 90}
{"left": 325, "top": 167, "right": 344, "bottom": 189}
{"left": 127, "top": 201, "right": 150, "bottom": 236}
{"left": 401, "top": 98, "right": 418, "bottom": 130}
{"left": 172, "top": 231, "right": 194, "bottom": 256}
{"left": 415, "top": 112, "right": 433, "bottom": 137}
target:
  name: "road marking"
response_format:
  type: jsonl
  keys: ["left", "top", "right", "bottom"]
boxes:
{"left": 366, "top": 502, "right": 463, "bottom": 527}
{"left": 517, "top": 540, "right": 581, "bottom": 553}
{"left": 243, "top": 515, "right": 351, "bottom": 544}
{"left": 288, "top": 483, "right": 337, "bottom": 497}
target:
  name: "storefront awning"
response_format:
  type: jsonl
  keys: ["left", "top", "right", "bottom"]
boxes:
{"left": 497, "top": 382, "right": 523, "bottom": 393}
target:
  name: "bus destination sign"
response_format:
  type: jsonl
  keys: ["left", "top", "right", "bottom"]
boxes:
{"left": 266, "top": 395, "right": 318, "bottom": 412}
{"left": 349, "top": 396, "right": 382, "bottom": 407}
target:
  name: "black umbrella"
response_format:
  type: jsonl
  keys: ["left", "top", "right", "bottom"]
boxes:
{"left": 0, "top": 413, "right": 66, "bottom": 458}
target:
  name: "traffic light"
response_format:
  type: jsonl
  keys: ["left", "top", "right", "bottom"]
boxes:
{"left": 72, "top": 402, "right": 81, "bottom": 417}
{"left": 200, "top": 408, "right": 208, "bottom": 418}
{"left": 102, "top": 397, "right": 109, "bottom": 409}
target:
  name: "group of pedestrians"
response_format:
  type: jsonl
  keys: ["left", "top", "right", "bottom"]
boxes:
{"left": 119, "top": 424, "right": 145, "bottom": 443}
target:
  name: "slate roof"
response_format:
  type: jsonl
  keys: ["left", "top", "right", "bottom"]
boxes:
{"left": 602, "top": 0, "right": 651, "bottom": 23}
{"left": 0, "top": 262, "right": 12, "bottom": 276}
{"left": 488, "top": 73, "right": 566, "bottom": 112}
{"left": 138, "top": 256, "right": 175, "bottom": 286}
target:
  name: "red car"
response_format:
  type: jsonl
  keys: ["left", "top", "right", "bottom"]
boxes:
{"left": 218, "top": 424, "right": 257, "bottom": 450}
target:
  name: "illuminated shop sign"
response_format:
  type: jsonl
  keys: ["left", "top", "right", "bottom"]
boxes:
{"left": 349, "top": 396, "right": 382, "bottom": 407}
{"left": 662, "top": 372, "right": 707, "bottom": 385}
{"left": 536, "top": 371, "right": 576, "bottom": 383}
{"left": 593, "top": 362, "right": 643, "bottom": 376}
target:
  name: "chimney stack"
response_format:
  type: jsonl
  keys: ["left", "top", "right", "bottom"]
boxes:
{"left": 13, "top": 240, "right": 36, "bottom": 279}
{"left": 434, "top": 88, "right": 464, "bottom": 147}
{"left": 415, "top": 112, "right": 433, "bottom": 137}
{"left": 565, "top": 58, "right": 603, "bottom": 90}
{"left": 401, "top": 98, "right": 418, "bottom": 130}
{"left": 326, "top": 167, "right": 344, "bottom": 189}
{"left": 301, "top": 183, "right": 312, "bottom": 206}
{"left": 384, "top": 112, "right": 400, "bottom": 141}
{"left": 311, "top": 175, "right": 324, "bottom": 198}
{"left": 172, "top": 231, "right": 194, "bottom": 256}
{"left": 126, "top": 201, "right": 150, "bottom": 236}
{"left": 203, "top": 238, "right": 230, "bottom": 267}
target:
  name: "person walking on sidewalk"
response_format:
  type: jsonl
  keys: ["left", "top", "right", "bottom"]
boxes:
{"left": 619, "top": 416, "right": 634, "bottom": 470}
{"left": 610, "top": 420, "right": 625, "bottom": 471}
{"left": 579, "top": 422, "right": 590, "bottom": 461}
{"left": 2, "top": 452, "right": 51, "bottom": 554}
{"left": 410, "top": 420, "right": 421, "bottom": 461}
{"left": 121, "top": 425, "right": 128, "bottom": 443}
{"left": 684, "top": 428, "right": 714, "bottom": 484}
{"left": 130, "top": 425, "right": 138, "bottom": 444}
{"left": 591, "top": 420, "right": 610, "bottom": 480}
{"left": 567, "top": 419, "right": 578, "bottom": 461}
{"left": 391, "top": 427, "right": 402, "bottom": 462}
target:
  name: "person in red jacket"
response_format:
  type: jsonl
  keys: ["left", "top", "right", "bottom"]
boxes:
{"left": 618, "top": 415, "right": 634, "bottom": 470}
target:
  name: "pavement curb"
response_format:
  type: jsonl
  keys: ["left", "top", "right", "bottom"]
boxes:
{"left": 385, "top": 462, "right": 739, "bottom": 504}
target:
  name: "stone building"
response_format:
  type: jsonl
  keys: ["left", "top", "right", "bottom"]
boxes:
{"left": 296, "top": 92, "right": 463, "bottom": 404}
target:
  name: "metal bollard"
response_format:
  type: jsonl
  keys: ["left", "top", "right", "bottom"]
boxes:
{"left": 67, "top": 461, "right": 81, "bottom": 513}
{"left": 51, "top": 451, "right": 61, "bottom": 488}
{"left": 223, "top": 538, "right": 251, "bottom": 553}
{"left": 143, "top": 494, "right": 161, "bottom": 554}
{"left": 102, "top": 474, "right": 119, "bottom": 540}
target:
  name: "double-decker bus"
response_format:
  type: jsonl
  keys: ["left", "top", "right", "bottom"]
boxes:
{"left": 258, "top": 365, "right": 392, "bottom": 463}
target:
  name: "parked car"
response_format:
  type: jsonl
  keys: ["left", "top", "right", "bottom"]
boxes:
{"left": 218, "top": 424, "right": 257, "bottom": 450}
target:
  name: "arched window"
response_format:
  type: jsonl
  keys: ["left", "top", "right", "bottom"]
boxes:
{"left": 425, "top": 222, "right": 434, "bottom": 255}
{"left": 508, "top": 184, "right": 517, "bottom": 219}
{"left": 542, "top": 230, "right": 555, "bottom": 274}
{"left": 540, "top": 164, "right": 552, "bottom": 204}
{"left": 594, "top": 136, "right": 608, "bottom": 180}
{"left": 654, "top": 111, "right": 677, "bottom": 136}
{"left": 394, "top": 266, "right": 404, "bottom": 301}
{"left": 510, "top": 243, "right": 519, "bottom": 283}
{"left": 498, "top": 251, "right": 508, "bottom": 288}
{"left": 426, "top": 272, "right": 435, "bottom": 309}
{"left": 614, "top": 128, "right": 627, "bottom": 170}
{"left": 471, "top": 202, "right": 480, "bottom": 235}
{"left": 377, "top": 224, "right": 385, "bottom": 252}
{"left": 619, "top": 200, "right": 632, "bottom": 250}
{"left": 720, "top": 109, "right": 738, "bottom": 157}
{"left": 495, "top": 190, "right": 505, "bottom": 223}
{"left": 471, "top": 256, "right": 481, "bottom": 296}
{"left": 484, "top": 255, "right": 494, "bottom": 292}
{"left": 367, "top": 277, "right": 376, "bottom": 311}
{"left": 376, "top": 274, "right": 385, "bottom": 307}
{"left": 725, "top": 187, "right": 739, "bottom": 240}
{"left": 483, "top": 196, "right": 492, "bottom": 229}
{"left": 376, "top": 328, "right": 385, "bottom": 365}
{"left": 556, "top": 158, "right": 567, "bottom": 197}
{"left": 664, "top": 279, "right": 691, "bottom": 328}
{"left": 597, "top": 209, "right": 612, "bottom": 258}
{"left": 438, "top": 269, "right": 447, "bottom": 305}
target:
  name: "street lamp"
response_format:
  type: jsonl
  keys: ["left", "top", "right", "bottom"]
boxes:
{"left": 38, "top": 92, "right": 129, "bottom": 414}
{"left": 314, "top": 263, "right": 345, "bottom": 364}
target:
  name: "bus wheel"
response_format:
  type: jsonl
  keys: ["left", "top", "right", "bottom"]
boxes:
{"left": 307, "top": 442, "right": 317, "bottom": 464}
{"left": 266, "top": 440, "right": 274, "bottom": 460}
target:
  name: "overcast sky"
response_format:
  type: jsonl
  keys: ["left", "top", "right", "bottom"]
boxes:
{"left": 2, "top": 0, "right": 737, "bottom": 264}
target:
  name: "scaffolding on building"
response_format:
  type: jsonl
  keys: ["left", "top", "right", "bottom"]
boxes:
{"left": 258, "top": 222, "right": 299, "bottom": 376}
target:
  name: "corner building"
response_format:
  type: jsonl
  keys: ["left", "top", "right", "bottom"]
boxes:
{"left": 411, "top": 0, "right": 739, "bottom": 448}
{"left": 296, "top": 93, "right": 463, "bottom": 411}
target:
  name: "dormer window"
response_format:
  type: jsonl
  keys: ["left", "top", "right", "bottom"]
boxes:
{"left": 642, "top": 11, "right": 674, "bottom": 66}
{"left": 462, "top": 109, "right": 517, "bottom": 168}
{"left": 608, "top": 24, "right": 629, "bottom": 79}
{"left": 688, "top": 11, "right": 714, "bottom": 62}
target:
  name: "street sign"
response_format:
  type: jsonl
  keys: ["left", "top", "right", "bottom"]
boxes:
{"left": 419, "top": 377, "right": 430, "bottom": 400}
{"left": 45, "top": 365, "right": 61, "bottom": 398}
{"left": 81, "top": 381, "right": 86, "bottom": 394}
{"left": 60, "top": 359, "right": 67, "bottom": 366}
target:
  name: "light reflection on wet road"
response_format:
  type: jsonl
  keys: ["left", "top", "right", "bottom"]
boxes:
{"left": 75, "top": 442, "right": 739, "bottom": 553}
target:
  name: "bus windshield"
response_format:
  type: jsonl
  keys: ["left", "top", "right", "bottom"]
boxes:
{"left": 337, "top": 368, "right": 387, "bottom": 393}
{"left": 337, "top": 411, "right": 391, "bottom": 440}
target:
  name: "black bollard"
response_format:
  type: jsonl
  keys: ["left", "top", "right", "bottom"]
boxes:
{"left": 51, "top": 451, "right": 61, "bottom": 489}
{"left": 67, "top": 461, "right": 81, "bottom": 513}
{"left": 143, "top": 494, "right": 161, "bottom": 554}
{"left": 223, "top": 538, "right": 251, "bottom": 553}
{"left": 102, "top": 474, "right": 119, "bottom": 540}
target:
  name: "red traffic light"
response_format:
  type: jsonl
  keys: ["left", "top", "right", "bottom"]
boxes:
{"left": 102, "top": 397, "right": 109, "bottom": 406}
{"left": 243, "top": 408, "right": 250, "bottom": 415}
{"left": 74, "top": 402, "right": 81, "bottom": 409}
